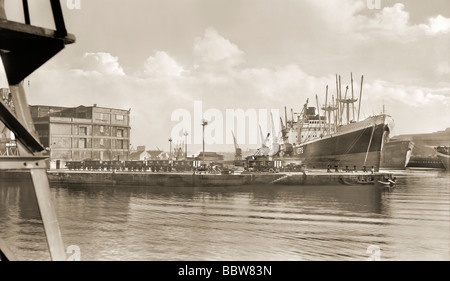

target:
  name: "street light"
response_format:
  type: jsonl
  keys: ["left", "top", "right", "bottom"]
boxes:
{"left": 183, "top": 131, "right": 189, "bottom": 159}
{"left": 168, "top": 137, "right": 172, "bottom": 160}
{"left": 201, "top": 120, "right": 208, "bottom": 162}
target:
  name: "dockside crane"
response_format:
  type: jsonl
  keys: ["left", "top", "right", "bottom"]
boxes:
{"left": 231, "top": 130, "right": 242, "bottom": 160}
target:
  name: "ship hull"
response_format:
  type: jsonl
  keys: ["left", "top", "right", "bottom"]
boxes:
{"left": 380, "top": 140, "right": 414, "bottom": 169}
{"left": 293, "top": 115, "right": 392, "bottom": 171}
{"left": 436, "top": 152, "right": 450, "bottom": 172}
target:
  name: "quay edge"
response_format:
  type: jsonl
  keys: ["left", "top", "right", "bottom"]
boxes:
{"left": 37, "top": 170, "right": 396, "bottom": 187}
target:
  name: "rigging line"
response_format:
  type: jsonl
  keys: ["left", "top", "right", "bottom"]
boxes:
{"left": 364, "top": 124, "right": 376, "bottom": 166}
{"left": 344, "top": 127, "right": 365, "bottom": 154}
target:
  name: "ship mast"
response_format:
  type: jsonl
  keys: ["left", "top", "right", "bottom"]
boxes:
{"left": 333, "top": 95, "right": 337, "bottom": 132}
{"left": 351, "top": 72, "right": 355, "bottom": 121}
{"left": 322, "top": 85, "right": 338, "bottom": 135}
{"left": 358, "top": 75, "right": 364, "bottom": 121}
{"left": 315, "top": 94, "right": 323, "bottom": 136}
{"left": 325, "top": 85, "right": 329, "bottom": 133}
{"left": 339, "top": 75, "right": 344, "bottom": 125}
{"left": 335, "top": 74, "right": 341, "bottom": 126}
{"left": 338, "top": 74, "right": 358, "bottom": 125}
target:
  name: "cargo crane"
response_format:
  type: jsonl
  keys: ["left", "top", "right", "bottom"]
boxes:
{"left": 253, "top": 113, "right": 280, "bottom": 158}
{"left": 231, "top": 130, "right": 242, "bottom": 160}
{"left": 173, "top": 141, "right": 184, "bottom": 160}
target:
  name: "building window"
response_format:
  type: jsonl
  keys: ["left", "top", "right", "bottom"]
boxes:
{"left": 117, "top": 129, "right": 124, "bottom": 138}
{"left": 118, "top": 140, "right": 124, "bottom": 149}
{"left": 100, "top": 113, "right": 108, "bottom": 121}
{"left": 79, "top": 138, "right": 87, "bottom": 149}
{"left": 116, "top": 114, "right": 124, "bottom": 121}
{"left": 100, "top": 138, "right": 104, "bottom": 146}
{"left": 80, "top": 126, "right": 87, "bottom": 135}
{"left": 100, "top": 125, "right": 104, "bottom": 133}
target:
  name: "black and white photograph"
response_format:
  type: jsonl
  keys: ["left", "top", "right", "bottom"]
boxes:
{"left": 0, "top": 0, "right": 449, "bottom": 266}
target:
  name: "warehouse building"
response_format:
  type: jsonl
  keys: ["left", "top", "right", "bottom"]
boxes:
{"left": 30, "top": 104, "right": 131, "bottom": 166}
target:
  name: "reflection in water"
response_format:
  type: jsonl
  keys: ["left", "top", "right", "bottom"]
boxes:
{"left": 0, "top": 173, "right": 50, "bottom": 261}
{"left": 1, "top": 170, "right": 449, "bottom": 261}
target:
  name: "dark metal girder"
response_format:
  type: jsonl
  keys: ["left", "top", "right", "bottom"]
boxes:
{"left": 0, "top": 98, "right": 44, "bottom": 153}
{"left": 0, "top": 20, "right": 75, "bottom": 85}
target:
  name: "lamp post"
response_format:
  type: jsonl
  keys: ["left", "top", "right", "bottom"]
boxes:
{"left": 183, "top": 131, "right": 188, "bottom": 159}
{"left": 168, "top": 137, "right": 172, "bottom": 160}
{"left": 201, "top": 120, "right": 208, "bottom": 162}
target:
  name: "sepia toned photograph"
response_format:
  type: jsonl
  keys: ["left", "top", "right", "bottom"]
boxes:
{"left": 0, "top": 0, "right": 449, "bottom": 266}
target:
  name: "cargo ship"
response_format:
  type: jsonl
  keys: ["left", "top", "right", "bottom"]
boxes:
{"left": 391, "top": 128, "right": 450, "bottom": 170}
{"left": 435, "top": 146, "right": 450, "bottom": 172}
{"left": 380, "top": 140, "right": 414, "bottom": 169}
{"left": 279, "top": 74, "right": 394, "bottom": 172}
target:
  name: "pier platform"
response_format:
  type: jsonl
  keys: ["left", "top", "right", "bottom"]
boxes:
{"left": 34, "top": 170, "right": 396, "bottom": 188}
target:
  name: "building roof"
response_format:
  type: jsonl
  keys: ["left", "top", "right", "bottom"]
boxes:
{"left": 129, "top": 151, "right": 151, "bottom": 160}
{"left": 30, "top": 104, "right": 130, "bottom": 118}
{"left": 195, "top": 152, "right": 224, "bottom": 160}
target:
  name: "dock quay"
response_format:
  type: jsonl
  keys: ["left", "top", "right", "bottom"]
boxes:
{"left": 33, "top": 170, "right": 396, "bottom": 187}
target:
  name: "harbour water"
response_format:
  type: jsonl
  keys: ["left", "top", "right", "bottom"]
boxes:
{"left": 0, "top": 169, "right": 449, "bottom": 261}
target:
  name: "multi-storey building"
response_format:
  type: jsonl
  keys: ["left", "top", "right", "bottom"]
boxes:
{"left": 30, "top": 104, "right": 131, "bottom": 164}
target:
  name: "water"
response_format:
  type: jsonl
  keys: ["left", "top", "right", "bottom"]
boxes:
{"left": 1, "top": 170, "right": 449, "bottom": 261}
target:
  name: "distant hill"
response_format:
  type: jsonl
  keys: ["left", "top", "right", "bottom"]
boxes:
{"left": 392, "top": 128, "right": 450, "bottom": 157}
{"left": 392, "top": 128, "right": 450, "bottom": 146}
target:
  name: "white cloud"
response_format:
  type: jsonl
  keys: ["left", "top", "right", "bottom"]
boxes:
{"left": 143, "top": 51, "right": 184, "bottom": 78}
{"left": 305, "top": 0, "right": 365, "bottom": 33}
{"left": 193, "top": 27, "right": 244, "bottom": 66}
{"left": 370, "top": 4, "right": 411, "bottom": 33}
{"left": 420, "top": 15, "right": 450, "bottom": 35}
{"left": 354, "top": 3, "right": 427, "bottom": 42}
{"left": 80, "top": 52, "right": 125, "bottom": 76}
{"left": 364, "top": 80, "right": 449, "bottom": 108}
{"left": 437, "top": 61, "right": 450, "bottom": 76}
{"left": 308, "top": 1, "right": 449, "bottom": 42}
{"left": 238, "top": 65, "right": 331, "bottom": 103}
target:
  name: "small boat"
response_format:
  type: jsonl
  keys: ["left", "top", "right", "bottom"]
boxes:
{"left": 339, "top": 177, "right": 353, "bottom": 185}
{"left": 355, "top": 175, "right": 375, "bottom": 185}
{"left": 378, "top": 178, "right": 396, "bottom": 187}
{"left": 339, "top": 176, "right": 375, "bottom": 185}
{"left": 356, "top": 179, "right": 375, "bottom": 185}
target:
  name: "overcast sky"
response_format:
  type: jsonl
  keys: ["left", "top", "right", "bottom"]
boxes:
{"left": 1, "top": 0, "right": 449, "bottom": 153}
